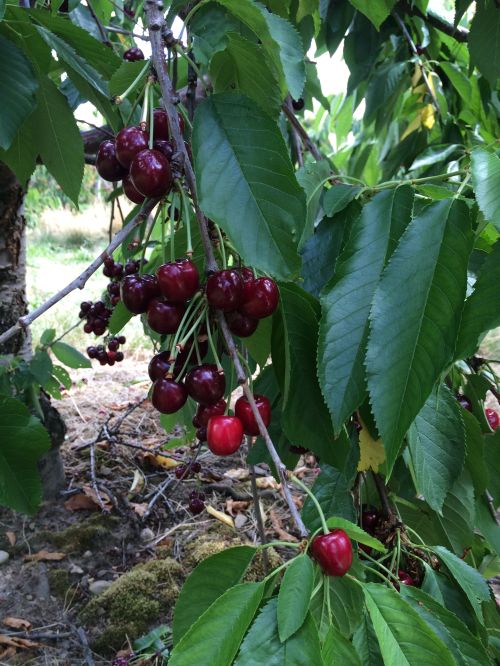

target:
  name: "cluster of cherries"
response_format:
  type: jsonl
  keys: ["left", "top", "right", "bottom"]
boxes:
{"left": 87, "top": 336, "right": 126, "bottom": 366}
{"left": 103, "top": 255, "right": 142, "bottom": 307}
{"left": 188, "top": 489, "right": 205, "bottom": 515}
{"left": 79, "top": 300, "right": 113, "bottom": 336}
{"left": 123, "top": 46, "right": 144, "bottom": 61}
{"left": 96, "top": 107, "right": 184, "bottom": 204}
{"left": 456, "top": 394, "right": 499, "bottom": 430}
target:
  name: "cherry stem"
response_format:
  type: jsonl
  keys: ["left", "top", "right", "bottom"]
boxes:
{"left": 257, "top": 540, "right": 301, "bottom": 551}
{"left": 169, "top": 291, "right": 203, "bottom": 353}
{"left": 169, "top": 196, "right": 176, "bottom": 263}
{"left": 359, "top": 563, "right": 391, "bottom": 585}
{"left": 161, "top": 206, "right": 166, "bottom": 264}
{"left": 262, "top": 557, "right": 294, "bottom": 583}
{"left": 214, "top": 225, "right": 227, "bottom": 268}
{"left": 173, "top": 340, "right": 196, "bottom": 382}
{"left": 140, "top": 80, "right": 151, "bottom": 127}
{"left": 176, "top": 306, "right": 207, "bottom": 354}
{"left": 148, "top": 84, "right": 155, "bottom": 149}
{"left": 175, "top": 180, "right": 193, "bottom": 256}
{"left": 360, "top": 549, "right": 400, "bottom": 582}
{"left": 140, "top": 204, "right": 162, "bottom": 272}
{"left": 290, "top": 475, "right": 328, "bottom": 535}
{"left": 115, "top": 60, "right": 149, "bottom": 104}
{"left": 205, "top": 310, "right": 222, "bottom": 371}
{"left": 46, "top": 319, "right": 82, "bottom": 348}
{"left": 174, "top": 45, "right": 209, "bottom": 93}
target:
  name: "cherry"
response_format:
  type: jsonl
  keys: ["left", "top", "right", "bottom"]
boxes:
{"left": 189, "top": 497, "right": 205, "bottom": 514}
{"left": 80, "top": 301, "right": 91, "bottom": 314}
{"left": 118, "top": 336, "right": 126, "bottom": 344}
{"left": 148, "top": 350, "right": 172, "bottom": 381}
{"left": 486, "top": 407, "right": 499, "bottom": 430}
{"left": 156, "top": 259, "right": 200, "bottom": 303}
{"left": 121, "top": 275, "right": 153, "bottom": 314}
{"left": 115, "top": 126, "right": 149, "bottom": 168}
{"left": 196, "top": 426, "right": 207, "bottom": 441}
{"left": 108, "top": 338, "right": 119, "bottom": 352}
{"left": 141, "top": 274, "right": 161, "bottom": 300}
{"left": 457, "top": 394, "right": 472, "bottom": 411}
{"left": 239, "top": 267, "right": 254, "bottom": 284}
{"left": 206, "top": 269, "right": 244, "bottom": 311}
{"left": 234, "top": 394, "right": 271, "bottom": 436}
{"left": 361, "top": 508, "right": 379, "bottom": 534}
{"left": 87, "top": 346, "right": 97, "bottom": 358}
{"left": 226, "top": 310, "right": 258, "bottom": 338}
{"left": 123, "top": 47, "right": 144, "bottom": 61}
{"left": 122, "top": 175, "right": 145, "bottom": 204}
{"left": 150, "top": 108, "right": 169, "bottom": 140}
{"left": 96, "top": 140, "right": 127, "bottom": 181}
{"left": 292, "top": 98, "right": 305, "bottom": 111}
{"left": 175, "top": 464, "right": 190, "bottom": 479}
{"left": 116, "top": 351, "right": 124, "bottom": 362}
{"left": 207, "top": 415, "right": 244, "bottom": 456}
{"left": 240, "top": 277, "right": 279, "bottom": 319}
{"left": 396, "top": 569, "right": 415, "bottom": 588}
{"left": 125, "top": 259, "right": 140, "bottom": 275}
{"left": 151, "top": 378, "right": 187, "bottom": 413}
{"left": 147, "top": 298, "right": 185, "bottom": 334}
{"left": 193, "top": 399, "right": 227, "bottom": 428}
{"left": 185, "top": 364, "right": 225, "bottom": 405}
{"left": 153, "top": 139, "right": 174, "bottom": 160}
{"left": 189, "top": 490, "right": 205, "bottom": 500}
{"left": 310, "top": 529, "right": 353, "bottom": 577}
{"left": 130, "top": 149, "right": 173, "bottom": 198}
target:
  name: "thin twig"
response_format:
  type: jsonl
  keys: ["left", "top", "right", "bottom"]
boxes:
{"left": 89, "top": 443, "right": 107, "bottom": 512}
{"left": 284, "top": 97, "right": 304, "bottom": 167}
{"left": 249, "top": 456, "right": 269, "bottom": 571}
{"left": 143, "top": 475, "right": 174, "bottom": 519}
{"left": 282, "top": 101, "right": 323, "bottom": 161}
{"left": 484, "top": 490, "right": 499, "bottom": 525}
{"left": 372, "top": 472, "right": 395, "bottom": 521}
{"left": 104, "top": 25, "right": 150, "bottom": 40}
{"left": 75, "top": 119, "right": 113, "bottom": 137}
{"left": 87, "top": 0, "right": 112, "bottom": 47}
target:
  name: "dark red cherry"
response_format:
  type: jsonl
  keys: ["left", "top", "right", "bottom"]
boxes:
{"left": 130, "top": 149, "right": 173, "bottom": 198}
{"left": 151, "top": 378, "right": 187, "bottom": 414}
{"left": 150, "top": 108, "right": 169, "bottom": 140}
{"left": 115, "top": 126, "right": 149, "bottom": 168}
{"left": 141, "top": 273, "right": 161, "bottom": 300}
{"left": 196, "top": 426, "right": 207, "bottom": 442}
{"left": 156, "top": 259, "right": 200, "bottom": 303}
{"left": 121, "top": 275, "right": 152, "bottom": 314}
{"left": 292, "top": 98, "right": 305, "bottom": 111}
{"left": 226, "top": 310, "right": 258, "bottom": 338}
{"left": 148, "top": 350, "right": 171, "bottom": 381}
{"left": 147, "top": 298, "right": 185, "bottom": 334}
{"left": 123, "top": 47, "right": 144, "bottom": 61}
{"left": 185, "top": 364, "right": 225, "bottom": 405}
{"left": 310, "top": 529, "right": 353, "bottom": 577}
{"left": 240, "top": 277, "right": 279, "bottom": 319}
{"left": 87, "top": 346, "right": 97, "bottom": 358}
{"left": 239, "top": 267, "right": 254, "bottom": 284}
{"left": 193, "top": 399, "right": 227, "bottom": 428}
{"left": 96, "top": 140, "right": 127, "bottom": 181}
{"left": 396, "top": 569, "right": 415, "bottom": 588}
{"left": 207, "top": 416, "right": 244, "bottom": 456}
{"left": 361, "top": 508, "right": 379, "bottom": 534}
{"left": 486, "top": 407, "right": 499, "bottom": 430}
{"left": 234, "top": 394, "right": 271, "bottom": 436}
{"left": 153, "top": 139, "right": 174, "bottom": 160}
{"left": 189, "top": 497, "right": 205, "bottom": 514}
{"left": 123, "top": 175, "right": 145, "bottom": 204}
{"left": 206, "top": 269, "right": 244, "bottom": 311}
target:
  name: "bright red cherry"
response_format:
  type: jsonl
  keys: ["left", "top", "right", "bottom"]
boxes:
{"left": 206, "top": 269, "right": 244, "bottom": 311}
{"left": 148, "top": 350, "right": 172, "bottom": 381}
{"left": 156, "top": 259, "right": 199, "bottom": 303}
{"left": 185, "top": 364, "right": 225, "bottom": 405}
{"left": 486, "top": 408, "right": 499, "bottom": 430}
{"left": 115, "top": 126, "right": 149, "bottom": 168}
{"left": 96, "top": 140, "right": 127, "bottom": 181}
{"left": 234, "top": 394, "right": 271, "bottom": 436}
{"left": 396, "top": 569, "right": 415, "bottom": 588}
{"left": 151, "top": 378, "right": 187, "bottom": 414}
{"left": 123, "top": 47, "right": 144, "bottom": 61}
{"left": 207, "top": 415, "right": 244, "bottom": 456}
{"left": 226, "top": 310, "right": 258, "bottom": 337}
{"left": 153, "top": 139, "right": 174, "bottom": 160}
{"left": 122, "top": 175, "right": 145, "bottom": 204}
{"left": 121, "top": 275, "right": 154, "bottom": 314}
{"left": 130, "top": 149, "right": 173, "bottom": 198}
{"left": 147, "top": 298, "right": 185, "bottom": 334}
{"left": 193, "top": 399, "right": 227, "bottom": 428}
{"left": 310, "top": 529, "right": 353, "bottom": 577}
{"left": 240, "top": 277, "right": 279, "bottom": 319}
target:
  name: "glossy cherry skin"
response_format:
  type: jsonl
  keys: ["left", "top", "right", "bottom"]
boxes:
{"left": 147, "top": 298, "right": 185, "bottom": 334}
{"left": 149, "top": 108, "right": 185, "bottom": 140}
{"left": 239, "top": 267, "right": 255, "bottom": 284}
{"left": 240, "top": 277, "right": 279, "bottom": 319}
{"left": 122, "top": 175, "right": 145, "bottom": 204}
{"left": 148, "top": 350, "right": 172, "bottom": 381}
{"left": 207, "top": 415, "right": 244, "bottom": 456}
{"left": 153, "top": 139, "right": 174, "bottom": 160}
{"left": 142, "top": 273, "right": 161, "bottom": 300}
{"left": 156, "top": 259, "right": 200, "bottom": 303}
{"left": 361, "top": 508, "right": 379, "bottom": 534}
{"left": 206, "top": 269, "right": 244, "bottom": 311}
{"left": 123, "top": 47, "right": 144, "bottom": 62}
{"left": 234, "top": 394, "right": 271, "bottom": 436}
{"left": 486, "top": 407, "right": 499, "bottom": 430}
{"left": 96, "top": 140, "right": 127, "bottom": 181}
{"left": 121, "top": 275, "right": 153, "bottom": 314}
{"left": 115, "top": 126, "right": 149, "bottom": 168}
{"left": 310, "top": 529, "right": 353, "bottom": 577}
{"left": 193, "top": 399, "right": 227, "bottom": 428}
{"left": 185, "top": 364, "right": 225, "bottom": 405}
{"left": 226, "top": 310, "right": 258, "bottom": 338}
{"left": 397, "top": 569, "right": 415, "bottom": 587}
{"left": 151, "top": 378, "right": 187, "bottom": 414}
{"left": 130, "top": 149, "right": 173, "bottom": 198}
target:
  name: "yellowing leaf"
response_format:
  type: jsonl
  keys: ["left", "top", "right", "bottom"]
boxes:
{"left": 400, "top": 114, "right": 422, "bottom": 141}
{"left": 206, "top": 505, "right": 235, "bottom": 528}
{"left": 357, "top": 427, "right": 385, "bottom": 472}
{"left": 421, "top": 103, "right": 435, "bottom": 129}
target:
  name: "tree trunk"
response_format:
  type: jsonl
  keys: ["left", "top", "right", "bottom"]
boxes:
{"left": 0, "top": 162, "right": 66, "bottom": 501}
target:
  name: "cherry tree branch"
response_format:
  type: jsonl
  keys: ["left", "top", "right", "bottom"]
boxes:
{"left": 0, "top": 199, "right": 157, "bottom": 347}
{"left": 145, "top": 0, "right": 308, "bottom": 538}
{"left": 282, "top": 101, "right": 323, "bottom": 162}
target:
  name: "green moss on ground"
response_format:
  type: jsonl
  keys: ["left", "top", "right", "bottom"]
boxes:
{"left": 47, "top": 568, "right": 75, "bottom": 599}
{"left": 41, "top": 514, "right": 120, "bottom": 553}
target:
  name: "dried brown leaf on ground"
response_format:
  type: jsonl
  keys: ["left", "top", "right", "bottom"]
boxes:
{"left": 2, "top": 617, "right": 32, "bottom": 630}
{"left": 5, "top": 531, "right": 16, "bottom": 546}
{"left": 206, "top": 505, "right": 235, "bottom": 528}
{"left": 130, "top": 502, "right": 148, "bottom": 517}
{"left": 0, "top": 635, "right": 41, "bottom": 649}
{"left": 23, "top": 550, "right": 66, "bottom": 562}
{"left": 224, "top": 468, "right": 249, "bottom": 481}
{"left": 270, "top": 509, "right": 299, "bottom": 542}
{"left": 225, "top": 499, "right": 250, "bottom": 515}
{"left": 256, "top": 476, "right": 280, "bottom": 490}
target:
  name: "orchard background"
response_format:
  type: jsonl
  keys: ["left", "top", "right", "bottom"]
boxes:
{"left": 0, "top": 0, "right": 500, "bottom": 664}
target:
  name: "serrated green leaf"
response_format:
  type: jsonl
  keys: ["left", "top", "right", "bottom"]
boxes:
{"left": 475, "top": 495, "right": 500, "bottom": 556}
{"left": 0, "top": 0, "right": 5, "bottom": 20}
{"left": 0, "top": 397, "right": 50, "bottom": 514}
{"left": 52, "top": 365, "right": 71, "bottom": 390}
{"left": 318, "top": 186, "right": 414, "bottom": 434}
{"left": 326, "top": 516, "right": 386, "bottom": 552}
{"left": 326, "top": 573, "right": 365, "bottom": 638}
{"left": 347, "top": 0, "right": 396, "bottom": 29}
{"left": 301, "top": 464, "right": 355, "bottom": 532}
{"left": 469, "top": 1, "right": 500, "bottom": 87}
{"left": 296, "top": 159, "right": 331, "bottom": 246}
{"left": 0, "top": 34, "right": 38, "bottom": 151}
{"left": 462, "top": 410, "right": 488, "bottom": 496}
{"left": 471, "top": 149, "right": 500, "bottom": 231}
{"left": 51, "top": 341, "right": 91, "bottom": 369}
{"left": 366, "top": 199, "right": 473, "bottom": 474}
{"left": 108, "top": 300, "right": 133, "bottom": 335}
{"left": 0, "top": 109, "right": 38, "bottom": 184}
{"left": 408, "top": 386, "right": 465, "bottom": 514}
{"left": 44, "top": 376, "right": 62, "bottom": 399}
{"left": 277, "top": 555, "right": 314, "bottom": 641}
{"left": 173, "top": 546, "right": 256, "bottom": 644}
{"left": 323, "top": 184, "right": 361, "bottom": 217}
{"left": 109, "top": 60, "right": 148, "bottom": 97}
{"left": 437, "top": 470, "right": 476, "bottom": 554}
{"left": 30, "top": 350, "right": 53, "bottom": 386}
{"left": 352, "top": 611, "right": 384, "bottom": 666}
{"left": 40, "top": 328, "right": 56, "bottom": 345}
{"left": 169, "top": 582, "right": 264, "bottom": 666}
{"left": 322, "top": 625, "right": 362, "bottom": 665}
{"left": 193, "top": 93, "right": 305, "bottom": 279}
{"left": 364, "top": 61, "right": 407, "bottom": 124}
{"left": 364, "top": 583, "right": 456, "bottom": 666}
{"left": 421, "top": 563, "right": 445, "bottom": 605}
{"left": 189, "top": 3, "right": 240, "bottom": 65}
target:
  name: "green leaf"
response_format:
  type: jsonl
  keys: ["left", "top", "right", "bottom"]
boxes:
{"left": 40, "top": 328, "right": 56, "bottom": 345}
{"left": 0, "top": 0, "right": 5, "bottom": 21}
{"left": 33, "top": 75, "right": 84, "bottom": 204}
{"left": 169, "top": 582, "right": 264, "bottom": 666}
{"left": 322, "top": 625, "right": 362, "bottom": 665}
{"left": 0, "top": 34, "right": 38, "bottom": 150}
{"left": 326, "top": 516, "right": 386, "bottom": 553}
{"left": 432, "top": 545, "right": 491, "bottom": 622}
{"left": 364, "top": 61, "right": 407, "bottom": 124}
{"left": 193, "top": 93, "right": 305, "bottom": 279}
{"left": 301, "top": 464, "right": 355, "bottom": 533}
{"left": 51, "top": 341, "right": 91, "bottom": 369}
{"left": 323, "top": 184, "right": 361, "bottom": 217}
{"left": 44, "top": 376, "right": 62, "bottom": 400}
{"left": 160, "top": 399, "right": 196, "bottom": 447}
{"left": 352, "top": 611, "right": 384, "bottom": 666}
{"left": 366, "top": 199, "right": 473, "bottom": 474}
{"left": 471, "top": 149, "right": 500, "bottom": 231}
{"left": 52, "top": 365, "right": 71, "bottom": 390}
{"left": 475, "top": 495, "right": 500, "bottom": 556}
{"left": 0, "top": 110, "right": 38, "bottom": 184}
{"left": 173, "top": 546, "right": 256, "bottom": 644}
{"left": 363, "top": 583, "right": 456, "bottom": 666}
{"left": 109, "top": 60, "right": 149, "bottom": 97}
{"left": 210, "top": 33, "right": 282, "bottom": 116}
{"left": 401, "top": 586, "right": 493, "bottom": 666}
{"left": 463, "top": 410, "right": 489, "bottom": 496}
{"left": 318, "top": 186, "right": 414, "bottom": 434}
{"left": 408, "top": 386, "right": 466, "bottom": 514}
{"left": 0, "top": 397, "right": 50, "bottom": 514}
{"left": 327, "top": 574, "right": 365, "bottom": 637}
{"left": 234, "top": 598, "right": 322, "bottom": 665}
{"left": 30, "top": 350, "right": 53, "bottom": 386}
{"left": 455, "top": 239, "right": 500, "bottom": 359}
{"left": 469, "top": 0, "right": 500, "bottom": 87}
{"left": 347, "top": 0, "right": 396, "bottom": 29}
{"left": 108, "top": 300, "right": 133, "bottom": 335}
{"left": 243, "top": 316, "right": 272, "bottom": 368}
{"left": 296, "top": 159, "right": 331, "bottom": 246}
{"left": 277, "top": 554, "right": 314, "bottom": 641}
{"left": 437, "top": 470, "right": 475, "bottom": 554}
